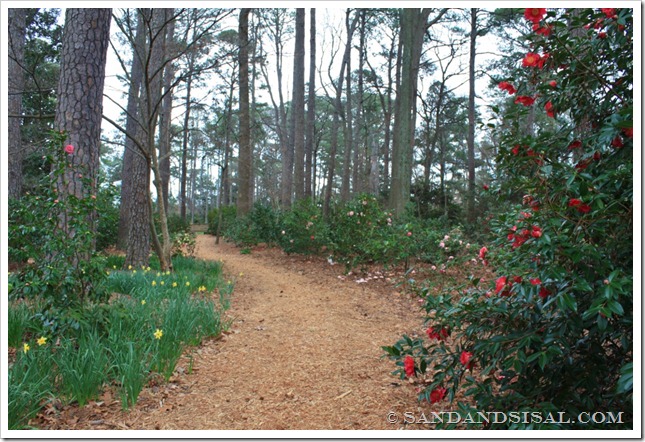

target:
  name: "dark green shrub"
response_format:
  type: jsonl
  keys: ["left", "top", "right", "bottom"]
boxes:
{"left": 207, "top": 205, "right": 237, "bottom": 235}
{"left": 277, "top": 199, "right": 326, "bottom": 254}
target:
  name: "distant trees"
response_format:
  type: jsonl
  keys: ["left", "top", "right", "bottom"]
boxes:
{"left": 6, "top": 6, "right": 514, "bottom": 256}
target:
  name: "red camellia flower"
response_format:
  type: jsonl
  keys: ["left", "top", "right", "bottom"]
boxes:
{"left": 406, "top": 231, "right": 412, "bottom": 237}
{"left": 611, "top": 136, "right": 624, "bottom": 148}
{"left": 430, "top": 387, "right": 447, "bottom": 404}
{"left": 495, "top": 276, "right": 507, "bottom": 294}
{"left": 64, "top": 144, "right": 74, "bottom": 155}
{"left": 403, "top": 355, "right": 415, "bottom": 378}
{"left": 598, "top": 31, "right": 607, "bottom": 39}
{"left": 622, "top": 127, "right": 633, "bottom": 139}
{"left": 426, "top": 327, "right": 449, "bottom": 341}
{"left": 513, "top": 276, "right": 523, "bottom": 284}
{"left": 575, "top": 159, "right": 592, "bottom": 172}
{"left": 479, "top": 246, "right": 488, "bottom": 260}
{"left": 530, "top": 277, "right": 542, "bottom": 286}
{"left": 514, "top": 95, "right": 536, "bottom": 107}
{"left": 531, "top": 225, "right": 542, "bottom": 238}
{"left": 511, "top": 145, "right": 521, "bottom": 155}
{"left": 593, "top": 151, "right": 602, "bottom": 161}
{"left": 549, "top": 80, "right": 557, "bottom": 88}
{"left": 483, "top": 184, "right": 489, "bottom": 191}
{"left": 568, "top": 198, "right": 583, "bottom": 207}
{"left": 545, "top": 101, "right": 555, "bottom": 118}
{"left": 568, "top": 140, "right": 582, "bottom": 150}
{"left": 498, "top": 81, "right": 517, "bottom": 95}
{"left": 600, "top": 8, "right": 616, "bottom": 18}
{"left": 310, "top": 235, "right": 315, "bottom": 240}
{"left": 524, "top": 8, "right": 547, "bottom": 24}
{"left": 536, "top": 53, "right": 550, "bottom": 69}
{"left": 522, "top": 52, "right": 542, "bottom": 67}
{"left": 460, "top": 351, "right": 474, "bottom": 369}
{"left": 577, "top": 203, "right": 592, "bottom": 214}
{"left": 539, "top": 287, "right": 550, "bottom": 299}
{"left": 533, "top": 23, "right": 552, "bottom": 36}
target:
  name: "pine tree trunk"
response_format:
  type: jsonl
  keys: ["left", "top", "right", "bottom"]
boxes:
{"left": 466, "top": 8, "right": 477, "bottom": 224}
{"left": 340, "top": 11, "right": 353, "bottom": 201}
{"left": 305, "top": 9, "right": 316, "bottom": 199}
{"left": 292, "top": 8, "right": 306, "bottom": 202}
{"left": 8, "top": 8, "right": 27, "bottom": 200}
{"left": 118, "top": 12, "right": 146, "bottom": 251}
{"left": 237, "top": 8, "right": 253, "bottom": 216}
{"left": 54, "top": 8, "right": 111, "bottom": 257}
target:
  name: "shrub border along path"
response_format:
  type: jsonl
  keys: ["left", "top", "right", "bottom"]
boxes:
{"left": 34, "top": 234, "right": 429, "bottom": 430}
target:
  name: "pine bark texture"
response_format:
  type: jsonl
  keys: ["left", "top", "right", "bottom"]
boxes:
{"left": 8, "top": 8, "right": 27, "bottom": 199}
{"left": 237, "top": 8, "right": 252, "bottom": 216}
{"left": 54, "top": 8, "right": 111, "bottom": 247}
{"left": 118, "top": 12, "right": 146, "bottom": 251}
{"left": 467, "top": 8, "right": 477, "bottom": 224}
{"left": 292, "top": 8, "right": 306, "bottom": 201}
{"left": 305, "top": 9, "right": 316, "bottom": 199}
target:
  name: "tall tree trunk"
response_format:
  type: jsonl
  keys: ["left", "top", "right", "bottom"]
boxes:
{"left": 54, "top": 8, "right": 111, "bottom": 257}
{"left": 237, "top": 8, "right": 253, "bottom": 216}
{"left": 323, "top": 9, "right": 358, "bottom": 217}
{"left": 353, "top": 9, "right": 366, "bottom": 195}
{"left": 389, "top": 8, "right": 446, "bottom": 215}
{"left": 180, "top": 63, "right": 193, "bottom": 221}
{"left": 305, "top": 9, "right": 316, "bottom": 199}
{"left": 383, "top": 34, "right": 397, "bottom": 193}
{"left": 158, "top": 9, "right": 175, "bottom": 214}
{"left": 145, "top": 9, "right": 172, "bottom": 271}
{"left": 292, "top": 8, "right": 306, "bottom": 202}
{"left": 222, "top": 79, "right": 234, "bottom": 205}
{"left": 340, "top": 11, "right": 354, "bottom": 202}
{"left": 466, "top": 8, "right": 477, "bottom": 224}
{"left": 120, "top": 12, "right": 149, "bottom": 259}
{"left": 8, "top": 8, "right": 27, "bottom": 200}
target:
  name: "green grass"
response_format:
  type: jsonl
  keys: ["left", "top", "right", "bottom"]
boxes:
{"left": 8, "top": 255, "right": 233, "bottom": 425}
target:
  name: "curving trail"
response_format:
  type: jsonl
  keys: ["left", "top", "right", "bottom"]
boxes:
{"left": 41, "top": 235, "right": 425, "bottom": 431}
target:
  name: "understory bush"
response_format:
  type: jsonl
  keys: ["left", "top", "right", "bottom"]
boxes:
{"left": 385, "top": 8, "right": 633, "bottom": 429}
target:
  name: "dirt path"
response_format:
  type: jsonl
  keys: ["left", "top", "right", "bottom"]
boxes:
{"left": 40, "top": 235, "right": 425, "bottom": 430}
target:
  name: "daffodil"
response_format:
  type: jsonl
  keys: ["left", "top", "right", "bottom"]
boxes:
{"left": 185, "top": 281, "right": 190, "bottom": 287}
{"left": 141, "top": 299, "right": 146, "bottom": 305}
{"left": 147, "top": 267, "right": 151, "bottom": 271}
{"left": 128, "top": 265, "right": 132, "bottom": 270}
{"left": 37, "top": 336, "right": 47, "bottom": 346}
{"left": 133, "top": 270, "right": 137, "bottom": 274}
{"left": 157, "top": 272, "right": 161, "bottom": 277}
{"left": 160, "top": 281, "right": 165, "bottom": 286}
{"left": 151, "top": 280, "right": 157, "bottom": 286}
{"left": 113, "top": 265, "right": 117, "bottom": 269}
{"left": 154, "top": 329, "right": 163, "bottom": 340}
{"left": 172, "top": 282, "right": 178, "bottom": 287}
{"left": 23, "top": 343, "right": 30, "bottom": 353}
{"left": 198, "top": 285, "right": 207, "bottom": 292}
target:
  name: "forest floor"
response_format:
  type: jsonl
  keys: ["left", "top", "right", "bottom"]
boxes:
{"left": 33, "top": 234, "right": 438, "bottom": 431}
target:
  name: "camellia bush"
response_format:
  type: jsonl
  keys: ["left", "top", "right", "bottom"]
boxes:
{"left": 9, "top": 131, "right": 108, "bottom": 307}
{"left": 385, "top": 8, "right": 633, "bottom": 429}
